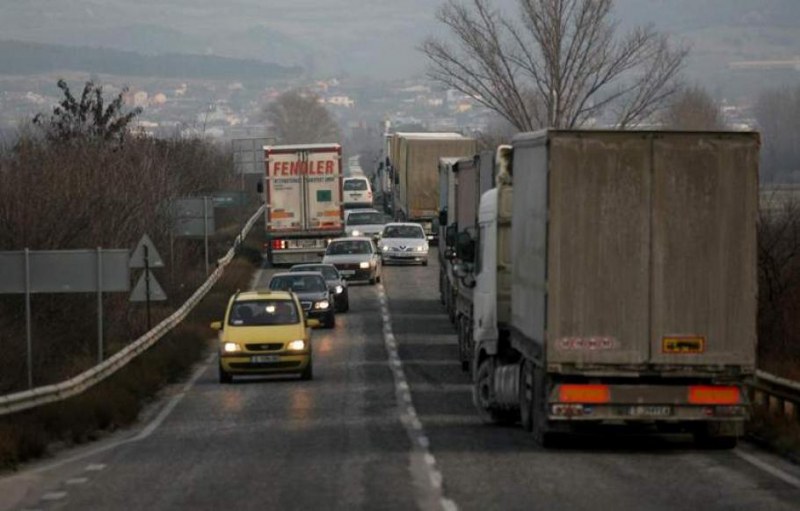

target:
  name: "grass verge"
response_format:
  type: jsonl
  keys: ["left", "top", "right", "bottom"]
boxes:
{"left": 0, "top": 233, "right": 262, "bottom": 471}
{"left": 747, "top": 408, "right": 800, "bottom": 464}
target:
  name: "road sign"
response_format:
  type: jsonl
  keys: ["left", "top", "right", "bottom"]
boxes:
{"left": 0, "top": 249, "right": 130, "bottom": 293}
{"left": 233, "top": 137, "right": 273, "bottom": 175}
{"left": 129, "top": 234, "right": 165, "bottom": 269}
{"left": 129, "top": 270, "right": 167, "bottom": 302}
{"left": 213, "top": 191, "right": 247, "bottom": 208}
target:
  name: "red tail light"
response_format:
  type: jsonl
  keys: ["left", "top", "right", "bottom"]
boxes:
{"left": 688, "top": 386, "right": 741, "bottom": 405}
{"left": 271, "top": 239, "right": 286, "bottom": 250}
{"left": 558, "top": 384, "right": 610, "bottom": 403}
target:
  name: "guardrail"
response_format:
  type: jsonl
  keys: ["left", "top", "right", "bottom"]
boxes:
{"left": 0, "top": 205, "right": 265, "bottom": 417}
{"left": 750, "top": 370, "right": 800, "bottom": 423}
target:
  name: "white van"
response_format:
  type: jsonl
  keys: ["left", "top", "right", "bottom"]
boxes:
{"left": 343, "top": 177, "right": 373, "bottom": 208}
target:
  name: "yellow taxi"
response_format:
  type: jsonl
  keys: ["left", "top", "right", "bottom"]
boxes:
{"left": 210, "top": 290, "right": 319, "bottom": 383}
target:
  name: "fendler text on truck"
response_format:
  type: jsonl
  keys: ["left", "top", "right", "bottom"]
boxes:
{"left": 457, "top": 130, "right": 759, "bottom": 448}
{"left": 260, "top": 143, "right": 344, "bottom": 265}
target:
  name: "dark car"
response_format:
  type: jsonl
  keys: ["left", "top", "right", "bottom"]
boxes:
{"left": 289, "top": 263, "right": 349, "bottom": 312}
{"left": 267, "top": 272, "right": 336, "bottom": 328}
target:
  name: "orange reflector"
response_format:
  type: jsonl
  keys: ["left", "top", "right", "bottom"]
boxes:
{"left": 558, "top": 384, "right": 610, "bottom": 404}
{"left": 688, "top": 386, "right": 741, "bottom": 405}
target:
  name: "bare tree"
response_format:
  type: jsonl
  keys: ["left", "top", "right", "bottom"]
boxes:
{"left": 754, "top": 86, "right": 800, "bottom": 183}
{"left": 421, "top": 0, "right": 688, "bottom": 131}
{"left": 262, "top": 89, "right": 341, "bottom": 144}
{"left": 33, "top": 80, "right": 142, "bottom": 144}
{"left": 661, "top": 84, "right": 726, "bottom": 130}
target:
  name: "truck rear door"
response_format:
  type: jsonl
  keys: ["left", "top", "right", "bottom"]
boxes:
{"left": 649, "top": 133, "right": 758, "bottom": 367}
{"left": 304, "top": 149, "right": 343, "bottom": 231}
{"left": 266, "top": 150, "right": 305, "bottom": 231}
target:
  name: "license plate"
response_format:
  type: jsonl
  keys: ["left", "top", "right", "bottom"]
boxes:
{"left": 341, "top": 270, "right": 355, "bottom": 276}
{"left": 627, "top": 405, "right": 672, "bottom": 417}
{"left": 252, "top": 355, "right": 280, "bottom": 363}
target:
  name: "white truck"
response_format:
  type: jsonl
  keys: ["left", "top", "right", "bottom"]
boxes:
{"left": 260, "top": 143, "right": 344, "bottom": 265}
{"left": 460, "top": 130, "right": 759, "bottom": 447}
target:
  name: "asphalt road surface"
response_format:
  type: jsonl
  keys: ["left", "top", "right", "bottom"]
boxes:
{"left": 2, "top": 255, "right": 800, "bottom": 510}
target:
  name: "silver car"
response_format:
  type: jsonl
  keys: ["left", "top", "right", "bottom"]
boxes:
{"left": 322, "top": 238, "right": 382, "bottom": 285}
{"left": 380, "top": 223, "right": 429, "bottom": 266}
{"left": 344, "top": 209, "right": 386, "bottom": 239}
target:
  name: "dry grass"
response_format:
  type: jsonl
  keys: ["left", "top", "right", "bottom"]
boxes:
{"left": 748, "top": 408, "right": 800, "bottom": 462}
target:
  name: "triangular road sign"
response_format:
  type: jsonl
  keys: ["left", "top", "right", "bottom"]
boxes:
{"left": 129, "top": 234, "right": 165, "bottom": 269}
{"left": 129, "top": 270, "right": 167, "bottom": 302}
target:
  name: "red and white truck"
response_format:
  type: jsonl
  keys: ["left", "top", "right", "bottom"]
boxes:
{"left": 260, "top": 143, "right": 344, "bottom": 265}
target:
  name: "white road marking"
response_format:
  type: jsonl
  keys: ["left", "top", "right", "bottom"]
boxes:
{"left": 378, "top": 282, "right": 459, "bottom": 511}
{"left": 65, "top": 478, "right": 88, "bottom": 485}
{"left": 84, "top": 464, "right": 105, "bottom": 472}
{"left": 734, "top": 448, "right": 800, "bottom": 489}
{"left": 40, "top": 492, "right": 67, "bottom": 501}
{"left": 29, "top": 354, "right": 214, "bottom": 475}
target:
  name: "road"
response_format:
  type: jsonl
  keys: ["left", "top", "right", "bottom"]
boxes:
{"left": 2, "top": 255, "right": 800, "bottom": 510}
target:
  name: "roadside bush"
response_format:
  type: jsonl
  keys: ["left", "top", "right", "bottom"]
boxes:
{"left": 757, "top": 202, "right": 800, "bottom": 380}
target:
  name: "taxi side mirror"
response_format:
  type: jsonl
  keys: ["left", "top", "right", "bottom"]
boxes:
{"left": 210, "top": 321, "right": 223, "bottom": 331}
{"left": 306, "top": 318, "right": 321, "bottom": 328}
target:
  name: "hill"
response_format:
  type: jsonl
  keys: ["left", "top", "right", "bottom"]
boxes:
{"left": 0, "top": 40, "right": 302, "bottom": 81}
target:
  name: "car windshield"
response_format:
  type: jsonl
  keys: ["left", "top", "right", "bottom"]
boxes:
{"left": 268, "top": 274, "right": 327, "bottom": 293}
{"left": 383, "top": 225, "right": 425, "bottom": 239}
{"left": 344, "top": 179, "right": 368, "bottom": 191}
{"left": 227, "top": 300, "right": 299, "bottom": 326}
{"left": 291, "top": 265, "right": 340, "bottom": 280}
{"left": 326, "top": 240, "right": 373, "bottom": 255}
{"left": 347, "top": 212, "right": 384, "bottom": 226}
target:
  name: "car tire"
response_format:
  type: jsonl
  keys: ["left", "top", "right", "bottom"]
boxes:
{"left": 422, "top": 259, "right": 428, "bottom": 266}
{"left": 218, "top": 363, "right": 233, "bottom": 384}
{"left": 324, "top": 312, "right": 336, "bottom": 329}
{"left": 369, "top": 276, "right": 377, "bottom": 285}
{"left": 300, "top": 359, "right": 314, "bottom": 381}
{"left": 340, "top": 293, "right": 350, "bottom": 313}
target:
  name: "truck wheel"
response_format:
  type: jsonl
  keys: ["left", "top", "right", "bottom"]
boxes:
{"left": 473, "top": 359, "right": 517, "bottom": 425}
{"left": 519, "top": 360, "right": 535, "bottom": 432}
{"left": 693, "top": 424, "right": 738, "bottom": 449}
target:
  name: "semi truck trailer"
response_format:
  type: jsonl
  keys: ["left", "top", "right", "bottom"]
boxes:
{"left": 389, "top": 133, "right": 477, "bottom": 243}
{"left": 260, "top": 143, "right": 344, "bottom": 265}
{"left": 458, "top": 130, "right": 759, "bottom": 447}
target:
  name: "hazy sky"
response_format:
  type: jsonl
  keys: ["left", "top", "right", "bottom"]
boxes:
{"left": 1, "top": 0, "right": 799, "bottom": 80}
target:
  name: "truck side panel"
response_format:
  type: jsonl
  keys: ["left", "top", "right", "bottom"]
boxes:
{"left": 649, "top": 133, "right": 758, "bottom": 368}
{"left": 455, "top": 157, "right": 479, "bottom": 234}
{"left": 405, "top": 139, "right": 477, "bottom": 219}
{"left": 544, "top": 133, "right": 653, "bottom": 366}
{"left": 509, "top": 137, "right": 550, "bottom": 357}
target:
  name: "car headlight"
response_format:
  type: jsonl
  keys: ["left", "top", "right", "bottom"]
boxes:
{"left": 314, "top": 300, "right": 330, "bottom": 310}
{"left": 223, "top": 342, "right": 241, "bottom": 353}
{"left": 382, "top": 245, "right": 389, "bottom": 252}
{"left": 359, "top": 261, "right": 370, "bottom": 269}
{"left": 287, "top": 339, "right": 306, "bottom": 351}
{"left": 416, "top": 245, "right": 427, "bottom": 252}
{"left": 335, "top": 285, "right": 344, "bottom": 294}
{"left": 351, "top": 230, "right": 361, "bottom": 237}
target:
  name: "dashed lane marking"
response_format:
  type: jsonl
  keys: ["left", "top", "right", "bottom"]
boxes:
{"left": 377, "top": 283, "right": 459, "bottom": 511}
{"left": 65, "top": 478, "right": 89, "bottom": 486}
{"left": 40, "top": 492, "right": 67, "bottom": 502}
